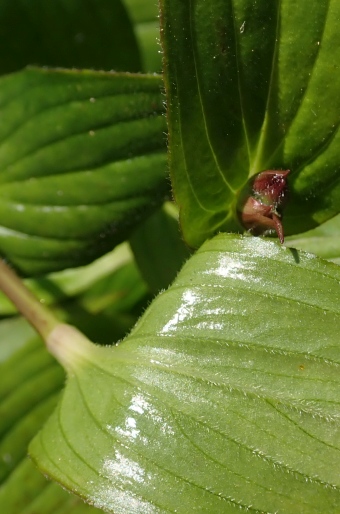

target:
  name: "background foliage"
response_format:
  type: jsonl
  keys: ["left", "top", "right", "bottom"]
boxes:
{"left": 0, "top": 0, "right": 340, "bottom": 513}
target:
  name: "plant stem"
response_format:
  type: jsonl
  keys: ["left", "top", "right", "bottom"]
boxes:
{"left": 0, "top": 258, "right": 59, "bottom": 341}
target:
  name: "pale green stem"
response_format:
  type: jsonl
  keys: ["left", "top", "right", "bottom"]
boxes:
{"left": 0, "top": 258, "right": 95, "bottom": 371}
{"left": 0, "top": 259, "right": 60, "bottom": 340}
{"left": 0, "top": 259, "right": 59, "bottom": 340}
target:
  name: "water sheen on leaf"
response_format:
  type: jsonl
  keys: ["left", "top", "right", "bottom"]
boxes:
{"left": 0, "top": 68, "right": 167, "bottom": 275}
{"left": 160, "top": 0, "right": 340, "bottom": 246}
{"left": 30, "top": 234, "right": 340, "bottom": 513}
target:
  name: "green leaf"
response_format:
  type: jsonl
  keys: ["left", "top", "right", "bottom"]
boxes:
{"left": 30, "top": 234, "right": 340, "bottom": 513}
{"left": 61, "top": 260, "right": 150, "bottom": 345}
{"left": 123, "top": 0, "right": 162, "bottom": 72}
{"left": 0, "top": 67, "right": 167, "bottom": 275}
{"left": 129, "top": 203, "right": 192, "bottom": 293}
{"left": 160, "top": 0, "right": 340, "bottom": 246}
{"left": 0, "top": 239, "right": 151, "bottom": 513}
{"left": 0, "top": 317, "right": 36, "bottom": 361}
{"left": 0, "top": 250, "right": 150, "bottom": 513}
{"left": 0, "top": 335, "right": 102, "bottom": 513}
{"left": 286, "top": 213, "right": 340, "bottom": 264}
{"left": 0, "top": 0, "right": 141, "bottom": 73}
{"left": 0, "top": 244, "right": 133, "bottom": 316}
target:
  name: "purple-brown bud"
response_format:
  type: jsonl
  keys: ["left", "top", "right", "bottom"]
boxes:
{"left": 237, "top": 170, "right": 290, "bottom": 243}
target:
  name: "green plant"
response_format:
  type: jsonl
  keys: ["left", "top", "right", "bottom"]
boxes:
{"left": 0, "top": 0, "right": 340, "bottom": 513}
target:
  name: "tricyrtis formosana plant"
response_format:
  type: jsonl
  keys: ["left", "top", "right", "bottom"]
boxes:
{"left": 0, "top": 1, "right": 340, "bottom": 513}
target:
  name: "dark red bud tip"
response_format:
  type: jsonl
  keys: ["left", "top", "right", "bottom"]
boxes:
{"left": 237, "top": 169, "right": 290, "bottom": 243}
{"left": 253, "top": 169, "right": 290, "bottom": 207}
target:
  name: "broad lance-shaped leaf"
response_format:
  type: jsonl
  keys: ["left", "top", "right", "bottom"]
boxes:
{"left": 160, "top": 0, "right": 340, "bottom": 246}
{"left": 30, "top": 234, "right": 340, "bottom": 513}
{"left": 0, "top": 67, "right": 167, "bottom": 276}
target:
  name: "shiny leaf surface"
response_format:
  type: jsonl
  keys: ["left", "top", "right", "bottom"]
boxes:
{"left": 31, "top": 234, "right": 340, "bottom": 513}
{"left": 0, "top": 250, "right": 151, "bottom": 513}
{"left": 160, "top": 0, "right": 340, "bottom": 246}
{"left": 0, "top": 67, "right": 167, "bottom": 275}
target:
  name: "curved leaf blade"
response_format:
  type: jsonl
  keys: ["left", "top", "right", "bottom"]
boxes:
{"left": 160, "top": 0, "right": 340, "bottom": 246}
{"left": 0, "top": 68, "right": 167, "bottom": 275}
{"left": 31, "top": 234, "right": 340, "bottom": 512}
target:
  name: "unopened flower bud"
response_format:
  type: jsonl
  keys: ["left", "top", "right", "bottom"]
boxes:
{"left": 237, "top": 170, "right": 290, "bottom": 243}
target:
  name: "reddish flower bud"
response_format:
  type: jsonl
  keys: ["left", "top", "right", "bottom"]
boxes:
{"left": 237, "top": 170, "right": 290, "bottom": 244}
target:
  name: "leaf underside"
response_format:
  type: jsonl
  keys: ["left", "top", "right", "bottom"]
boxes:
{"left": 31, "top": 234, "right": 340, "bottom": 513}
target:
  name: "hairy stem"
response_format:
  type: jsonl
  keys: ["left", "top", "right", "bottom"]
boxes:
{"left": 0, "top": 258, "right": 95, "bottom": 370}
{"left": 0, "top": 259, "right": 59, "bottom": 341}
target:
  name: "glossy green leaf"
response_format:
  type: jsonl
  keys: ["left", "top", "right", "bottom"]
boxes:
{"left": 0, "top": 0, "right": 140, "bottom": 74}
{"left": 160, "top": 0, "right": 340, "bottom": 246}
{"left": 0, "top": 250, "right": 150, "bottom": 512}
{"left": 286, "top": 213, "right": 340, "bottom": 264}
{"left": 31, "top": 234, "right": 340, "bottom": 513}
{"left": 0, "top": 67, "right": 167, "bottom": 276}
{"left": 0, "top": 335, "right": 102, "bottom": 513}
